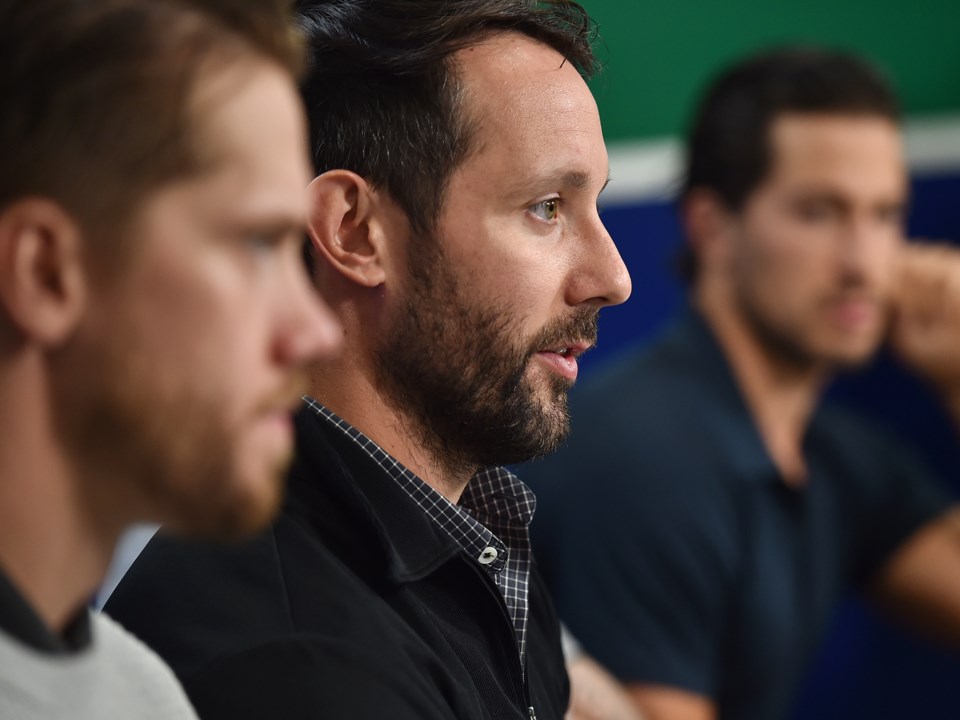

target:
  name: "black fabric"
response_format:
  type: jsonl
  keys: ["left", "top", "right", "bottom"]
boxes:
{"left": 104, "top": 406, "right": 568, "bottom": 720}
{"left": 521, "top": 308, "right": 953, "bottom": 720}
{"left": 0, "top": 566, "right": 91, "bottom": 654}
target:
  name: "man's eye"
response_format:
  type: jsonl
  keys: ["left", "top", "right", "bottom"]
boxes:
{"left": 876, "top": 206, "right": 905, "bottom": 226}
{"left": 245, "top": 232, "right": 281, "bottom": 253}
{"left": 794, "top": 202, "right": 834, "bottom": 223}
{"left": 530, "top": 198, "right": 560, "bottom": 222}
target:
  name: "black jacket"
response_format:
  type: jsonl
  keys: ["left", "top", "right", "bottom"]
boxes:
{"left": 104, "top": 407, "right": 569, "bottom": 719}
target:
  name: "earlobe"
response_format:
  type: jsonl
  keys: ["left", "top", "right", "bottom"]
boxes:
{"left": 305, "top": 171, "right": 387, "bottom": 288}
{"left": 0, "top": 199, "right": 88, "bottom": 346}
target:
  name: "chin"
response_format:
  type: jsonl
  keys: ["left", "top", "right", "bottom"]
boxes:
{"left": 170, "top": 459, "right": 289, "bottom": 541}
{"left": 227, "top": 456, "right": 291, "bottom": 533}
{"left": 824, "top": 342, "right": 881, "bottom": 369}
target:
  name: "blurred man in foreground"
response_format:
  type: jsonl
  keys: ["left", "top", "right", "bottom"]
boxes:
{"left": 524, "top": 47, "right": 960, "bottom": 720}
{"left": 0, "top": 1, "right": 338, "bottom": 717}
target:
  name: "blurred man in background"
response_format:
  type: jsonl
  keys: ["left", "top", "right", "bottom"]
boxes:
{"left": 0, "top": 0, "right": 338, "bottom": 717}
{"left": 104, "top": 1, "right": 630, "bottom": 718}
{"left": 524, "top": 47, "right": 960, "bottom": 720}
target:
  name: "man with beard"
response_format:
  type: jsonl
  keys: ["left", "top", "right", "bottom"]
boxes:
{"left": 103, "top": 1, "right": 630, "bottom": 719}
{"left": 522, "top": 47, "right": 960, "bottom": 720}
{"left": 0, "top": 0, "right": 339, "bottom": 718}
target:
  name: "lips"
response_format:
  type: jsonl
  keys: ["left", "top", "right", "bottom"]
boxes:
{"left": 542, "top": 341, "right": 592, "bottom": 358}
{"left": 824, "top": 295, "right": 879, "bottom": 331}
{"left": 534, "top": 340, "right": 593, "bottom": 382}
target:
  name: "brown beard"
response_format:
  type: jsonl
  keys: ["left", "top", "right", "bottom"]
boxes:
{"left": 49, "top": 323, "right": 296, "bottom": 541}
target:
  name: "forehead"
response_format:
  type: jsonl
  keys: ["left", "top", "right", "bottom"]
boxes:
{"left": 452, "top": 33, "right": 606, "bottom": 190}
{"left": 187, "top": 60, "right": 311, "bottom": 212}
{"left": 765, "top": 114, "right": 905, "bottom": 195}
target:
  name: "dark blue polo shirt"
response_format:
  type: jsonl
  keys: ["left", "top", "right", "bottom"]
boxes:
{"left": 521, "top": 309, "right": 952, "bottom": 720}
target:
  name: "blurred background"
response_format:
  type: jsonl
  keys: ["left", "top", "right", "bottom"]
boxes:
{"left": 578, "top": 1, "right": 960, "bottom": 717}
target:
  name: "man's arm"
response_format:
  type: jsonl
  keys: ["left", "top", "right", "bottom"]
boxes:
{"left": 869, "top": 242, "right": 960, "bottom": 641}
{"left": 624, "top": 684, "right": 715, "bottom": 720}
{"left": 562, "top": 651, "right": 713, "bottom": 720}
{"left": 564, "top": 655, "right": 647, "bottom": 720}
{"left": 870, "top": 507, "right": 960, "bottom": 648}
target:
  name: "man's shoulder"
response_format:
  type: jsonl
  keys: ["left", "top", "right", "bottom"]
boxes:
{"left": 578, "top": 329, "right": 698, "bottom": 407}
{"left": 0, "top": 613, "right": 197, "bottom": 720}
{"left": 90, "top": 613, "right": 195, "bottom": 712}
{"left": 102, "top": 525, "right": 298, "bottom": 680}
{"left": 525, "top": 339, "right": 733, "bottom": 501}
{"left": 812, "top": 401, "right": 923, "bottom": 472}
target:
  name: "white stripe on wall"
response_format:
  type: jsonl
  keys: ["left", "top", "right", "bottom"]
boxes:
{"left": 603, "top": 113, "right": 960, "bottom": 207}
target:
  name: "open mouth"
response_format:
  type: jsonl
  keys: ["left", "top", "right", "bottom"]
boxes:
{"left": 542, "top": 341, "right": 592, "bottom": 358}
{"left": 535, "top": 341, "right": 593, "bottom": 381}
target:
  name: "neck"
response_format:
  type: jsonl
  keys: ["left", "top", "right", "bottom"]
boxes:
{"left": 308, "top": 353, "right": 476, "bottom": 503}
{"left": 694, "top": 288, "right": 828, "bottom": 485}
{"left": 0, "top": 355, "right": 122, "bottom": 632}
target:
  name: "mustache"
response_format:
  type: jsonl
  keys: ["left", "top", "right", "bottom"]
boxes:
{"left": 254, "top": 369, "right": 310, "bottom": 416}
{"left": 528, "top": 309, "right": 599, "bottom": 355}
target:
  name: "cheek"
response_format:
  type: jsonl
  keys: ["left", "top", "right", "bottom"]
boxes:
{"left": 135, "top": 244, "right": 272, "bottom": 359}
{"left": 867, "top": 236, "right": 903, "bottom": 289}
{"left": 738, "top": 221, "right": 829, "bottom": 296}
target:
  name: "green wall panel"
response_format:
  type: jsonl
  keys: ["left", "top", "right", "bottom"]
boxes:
{"left": 583, "top": 1, "right": 960, "bottom": 142}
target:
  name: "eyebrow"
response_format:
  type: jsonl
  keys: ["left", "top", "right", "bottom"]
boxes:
{"left": 505, "top": 170, "right": 610, "bottom": 198}
{"left": 228, "top": 213, "right": 306, "bottom": 237}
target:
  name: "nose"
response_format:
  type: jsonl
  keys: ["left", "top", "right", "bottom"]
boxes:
{"left": 839, "top": 212, "right": 900, "bottom": 281}
{"left": 567, "top": 215, "right": 632, "bottom": 308}
{"left": 274, "top": 253, "right": 342, "bottom": 366}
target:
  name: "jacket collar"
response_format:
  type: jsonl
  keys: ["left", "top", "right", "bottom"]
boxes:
{"left": 288, "top": 406, "right": 463, "bottom": 585}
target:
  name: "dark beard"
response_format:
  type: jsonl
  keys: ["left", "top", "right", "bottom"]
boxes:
{"left": 739, "top": 292, "right": 820, "bottom": 372}
{"left": 736, "top": 284, "right": 879, "bottom": 373}
{"left": 374, "top": 240, "right": 597, "bottom": 477}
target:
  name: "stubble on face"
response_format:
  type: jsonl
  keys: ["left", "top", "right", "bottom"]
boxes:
{"left": 374, "top": 236, "right": 597, "bottom": 478}
{"left": 51, "top": 324, "right": 302, "bottom": 541}
{"left": 735, "top": 268, "right": 890, "bottom": 373}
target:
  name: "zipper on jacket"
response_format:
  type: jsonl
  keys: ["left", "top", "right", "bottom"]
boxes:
{"left": 466, "top": 555, "right": 535, "bottom": 717}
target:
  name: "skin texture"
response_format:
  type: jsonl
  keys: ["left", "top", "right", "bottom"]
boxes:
{"left": 614, "top": 116, "right": 960, "bottom": 720}
{"left": 307, "top": 32, "right": 630, "bottom": 500}
{"left": 0, "top": 59, "right": 340, "bottom": 632}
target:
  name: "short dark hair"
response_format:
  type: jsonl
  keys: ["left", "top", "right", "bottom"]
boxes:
{"left": 295, "top": 0, "right": 597, "bottom": 239}
{"left": 682, "top": 46, "right": 899, "bottom": 208}
{"left": 678, "top": 46, "right": 900, "bottom": 281}
{"left": 0, "top": 0, "right": 303, "bottom": 251}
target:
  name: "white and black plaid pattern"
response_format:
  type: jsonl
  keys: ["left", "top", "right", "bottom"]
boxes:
{"left": 305, "top": 399, "right": 536, "bottom": 667}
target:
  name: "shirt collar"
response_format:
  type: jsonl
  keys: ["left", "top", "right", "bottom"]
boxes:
{"left": 670, "top": 306, "right": 782, "bottom": 484}
{"left": 0, "top": 565, "right": 92, "bottom": 654}
{"left": 303, "top": 399, "right": 535, "bottom": 574}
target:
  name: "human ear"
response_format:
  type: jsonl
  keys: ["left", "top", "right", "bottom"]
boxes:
{"left": 305, "top": 171, "right": 387, "bottom": 288}
{"left": 683, "top": 189, "right": 737, "bottom": 275}
{"left": 0, "top": 198, "right": 88, "bottom": 345}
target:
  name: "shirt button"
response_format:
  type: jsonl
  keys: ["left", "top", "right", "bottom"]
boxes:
{"left": 478, "top": 547, "right": 499, "bottom": 565}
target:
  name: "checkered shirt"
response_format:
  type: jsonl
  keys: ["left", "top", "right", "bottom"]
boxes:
{"left": 305, "top": 398, "right": 536, "bottom": 669}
